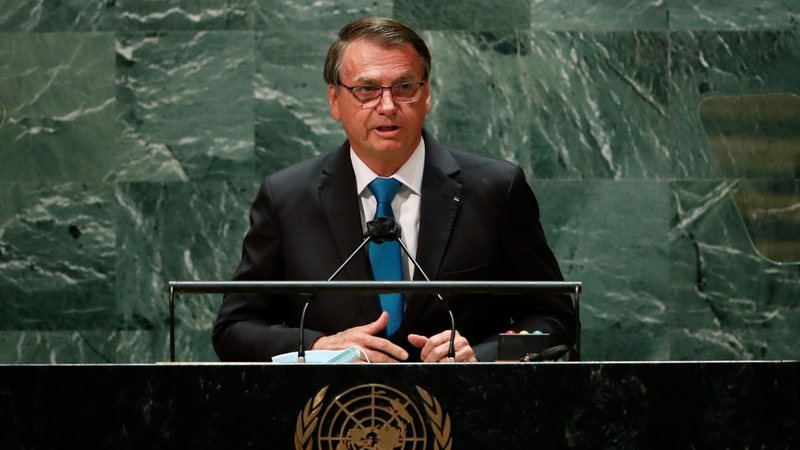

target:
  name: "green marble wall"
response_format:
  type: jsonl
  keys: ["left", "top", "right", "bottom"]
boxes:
{"left": 1, "top": 1, "right": 798, "bottom": 363}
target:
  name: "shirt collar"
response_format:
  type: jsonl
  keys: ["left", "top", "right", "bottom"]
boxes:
{"left": 350, "top": 138, "right": 425, "bottom": 196}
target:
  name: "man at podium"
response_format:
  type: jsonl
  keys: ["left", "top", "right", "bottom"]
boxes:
{"left": 213, "top": 17, "right": 576, "bottom": 363}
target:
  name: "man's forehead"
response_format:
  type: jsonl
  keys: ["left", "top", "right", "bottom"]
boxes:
{"left": 340, "top": 40, "right": 423, "bottom": 80}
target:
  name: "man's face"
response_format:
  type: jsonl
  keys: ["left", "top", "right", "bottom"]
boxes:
{"left": 327, "top": 39, "right": 431, "bottom": 174}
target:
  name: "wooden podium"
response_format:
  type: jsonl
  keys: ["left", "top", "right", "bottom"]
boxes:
{"left": 1, "top": 362, "right": 797, "bottom": 448}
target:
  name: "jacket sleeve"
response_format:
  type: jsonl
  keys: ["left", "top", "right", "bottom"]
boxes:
{"left": 475, "top": 166, "right": 577, "bottom": 361}
{"left": 212, "top": 177, "right": 323, "bottom": 361}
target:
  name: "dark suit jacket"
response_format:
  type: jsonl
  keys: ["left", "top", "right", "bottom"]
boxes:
{"left": 213, "top": 132, "right": 576, "bottom": 362}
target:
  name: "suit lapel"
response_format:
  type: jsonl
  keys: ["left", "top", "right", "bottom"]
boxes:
{"left": 318, "top": 134, "right": 463, "bottom": 335}
{"left": 318, "top": 142, "right": 375, "bottom": 284}
{"left": 401, "top": 132, "right": 462, "bottom": 333}
{"left": 318, "top": 141, "right": 383, "bottom": 320}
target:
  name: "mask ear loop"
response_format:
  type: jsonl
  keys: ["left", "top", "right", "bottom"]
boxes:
{"left": 356, "top": 346, "right": 371, "bottom": 363}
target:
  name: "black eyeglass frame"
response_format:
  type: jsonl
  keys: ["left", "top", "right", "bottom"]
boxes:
{"left": 338, "top": 81, "right": 427, "bottom": 105}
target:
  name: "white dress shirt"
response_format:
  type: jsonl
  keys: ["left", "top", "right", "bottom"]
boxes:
{"left": 349, "top": 139, "right": 425, "bottom": 280}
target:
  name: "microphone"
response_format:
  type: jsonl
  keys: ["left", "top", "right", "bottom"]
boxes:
{"left": 296, "top": 228, "right": 375, "bottom": 362}
{"left": 296, "top": 217, "right": 457, "bottom": 363}
{"left": 365, "top": 217, "right": 401, "bottom": 243}
{"left": 371, "top": 217, "right": 457, "bottom": 362}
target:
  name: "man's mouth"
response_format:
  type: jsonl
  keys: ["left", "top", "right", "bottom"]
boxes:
{"left": 375, "top": 125, "right": 400, "bottom": 132}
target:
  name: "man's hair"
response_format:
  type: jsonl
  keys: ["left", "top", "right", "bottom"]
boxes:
{"left": 323, "top": 17, "right": 431, "bottom": 86}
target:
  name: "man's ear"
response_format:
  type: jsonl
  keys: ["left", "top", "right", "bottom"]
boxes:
{"left": 327, "top": 84, "right": 342, "bottom": 121}
{"left": 424, "top": 83, "right": 432, "bottom": 113}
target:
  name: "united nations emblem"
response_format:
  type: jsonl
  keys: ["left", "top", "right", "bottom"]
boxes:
{"left": 295, "top": 384, "right": 452, "bottom": 450}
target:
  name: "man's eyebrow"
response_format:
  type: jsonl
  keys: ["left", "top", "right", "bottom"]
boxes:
{"left": 353, "top": 73, "right": 418, "bottom": 84}
{"left": 353, "top": 76, "right": 380, "bottom": 85}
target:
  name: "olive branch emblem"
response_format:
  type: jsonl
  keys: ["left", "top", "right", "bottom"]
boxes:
{"left": 295, "top": 385, "right": 328, "bottom": 450}
{"left": 416, "top": 386, "right": 452, "bottom": 450}
{"left": 294, "top": 384, "right": 451, "bottom": 449}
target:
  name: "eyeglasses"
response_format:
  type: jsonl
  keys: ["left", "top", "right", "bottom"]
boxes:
{"left": 339, "top": 81, "right": 426, "bottom": 108}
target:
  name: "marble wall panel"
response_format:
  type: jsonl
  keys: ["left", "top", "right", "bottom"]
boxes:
{"left": 253, "top": 0, "right": 393, "bottom": 31}
{"left": 114, "top": 181, "right": 254, "bottom": 335}
{"left": 530, "top": 0, "right": 668, "bottom": 31}
{"left": 537, "top": 180, "right": 672, "bottom": 360}
{"left": 668, "top": 0, "right": 800, "bottom": 30}
{"left": 424, "top": 31, "right": 671, "bottom": 179}
{"left": 395, "top": 0, "right": 531, "bottom": 31}
{"left": 668, "top": 181, "right": 799, "bottom": 360}
{"left": 0, "top": 331, "right": 118, "bottom": 363}
{"left": 1, "top": 1, "right": 798, "bottom": 363}
{"left": 114, "top": 31, "right": 256, "bottom": 182}
{"left": 697, "top": 94, "right": 800, "bottom": 263}
{"left": 0, "top": 183, "right": 117, "bottom": 332}
{"left": 112, "top": 329, "right": 219, "bottom": 363}
{"left": 699, "top": 94, "right": 800, "bottom": 180}
{"left": 0, "top": 32, "right": 123, "bottom": 182}
{"left": 0, "top": 328, "right": 216, "bottom": 363}
{"left": 0, "top": 1, "right": 114, "bottom": 31}
{"left": 111, "top": 180, "right": 258, "bottom": 362}
{"left": 4, "top": 1, "right": 797, "bottom": 33}
{"left": 111, "top": 0, "right": 252, "bottom": 31}
{"left": 0, "top": 0, "right": 253, "bottom": 32}
{"left": 733, "top": 180, "right": 800, "bottom": 263}
{"left": 253, "top": 31, "right": 345, "bottom": 175}
{"left": 668, "top": 30, "right": 800, "bottom": 178}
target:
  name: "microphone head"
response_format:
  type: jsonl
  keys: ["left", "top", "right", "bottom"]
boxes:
{"left": 366, "top": 217, "right": 401, "bottom": 243}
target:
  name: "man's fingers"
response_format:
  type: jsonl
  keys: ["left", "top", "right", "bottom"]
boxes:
{"left": 314, "top": 331, "right": 408, "bottom": 361}
{"left": 419, "top": 330, "right": 452, "bottom": 360}
{"left": 407, "top": 334, "right": 428, "bottom": 349}
{"left": 422, "top": 336, "right": 458, "bottom": 362}
{"left": 415, "top": 330, "right": 476, "bottom": 362}
{"left": 455, "top": 346, "right": 478, "bottom": 362}
{"left": 362, "top": 349, "right": 400, "bottom": 363}
{"left": 360, "top": 334, "right": 408, "bottom": 361}
{"left": 356, "top": 311, "right": 389, "bottom": 335}
{"left": 311, "top": 313, "right": 409, "bottom": 362}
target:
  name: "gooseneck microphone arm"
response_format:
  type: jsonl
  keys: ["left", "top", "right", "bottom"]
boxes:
{"left": 371, "top": 218, "right": 456, "bottom": 362}
{"left": 395, "top": 232, "right": 457, "bottom": 362}
{"left": 296, "top": 217, "right": 456, "bottom": 363}
{"left": 297, "top": 233, "right": 374, "bottom": 363}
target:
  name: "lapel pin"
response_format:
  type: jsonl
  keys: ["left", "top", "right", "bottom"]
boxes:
{"left": 453, "top": 196, "right": 460, "bottom": 202}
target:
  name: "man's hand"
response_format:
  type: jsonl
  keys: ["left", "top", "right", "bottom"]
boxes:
{"left": 311, "top": 312, "right": 408, "bottom": 362}
{"left": 407, "top": 330, "right": 478, "bottom": 362}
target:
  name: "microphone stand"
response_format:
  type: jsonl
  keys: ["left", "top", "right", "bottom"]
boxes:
{"left": 372, "top": 218, "right": 457, "bottom": 362}
{"left": 396, "top": 237, "right": 457, "bottom": 362}
{"left": 296, "top": 217, "right": 456, "bottom": 363}
{"left": 297, "top": 234, "right": 373, "bottom": 363}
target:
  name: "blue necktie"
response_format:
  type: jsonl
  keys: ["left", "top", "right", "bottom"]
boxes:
{"left": 367, "top": 178, "right": 403, "bottom": 337}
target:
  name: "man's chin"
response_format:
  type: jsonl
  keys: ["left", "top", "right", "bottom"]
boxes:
{"left": 367, "top": 139, "right": 411, "bottom": 155}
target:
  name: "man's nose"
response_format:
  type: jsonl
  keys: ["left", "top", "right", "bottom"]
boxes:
{"left": 375, "top": 89, "right": 398, "bottom": 113}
